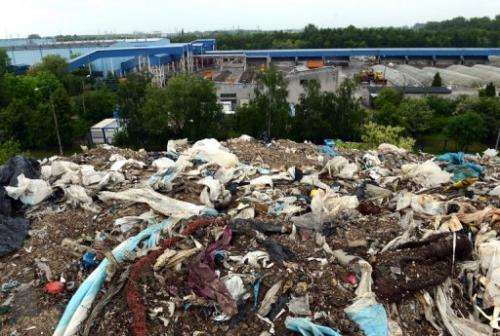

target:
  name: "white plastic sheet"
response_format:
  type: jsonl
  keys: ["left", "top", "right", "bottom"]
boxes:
{"left": 292, "top": 189, "right": 358, "bottom": 230}
{"left": 184, "top": 139, "right": 239, "bottom": 168}
{"left": 5, "top": 174, "right": 52, "bottom": 205}
{"left": 152, "top": 157, "right": 176, "bottom": 171}
{"left": 197, "top": 176, "right": 231, "bottom": 207}
{"left": 484, "top": 149, "right": 498, "bottom": 158}
{"left": 378, "top": 143, "right": 407, "bottom": 155}
{"left": 435, "top": 284, "right": 492, "bottom": 336}
{"left": 396, "top": 192, "right": 444, "bottom": 216}
{"left": 99, "top": 187, "right": 213, "bottom": 218}
{"left": 323, "top": 156, "right": 358, "bottom": 179}
{"left": 167, "top": 138, "right": 188, "bottom": 154}
{"left": 401, "top": 160, "right": 451, "bottom": 188}
{"left": 64, "top": 185, "right": 100, "bottom": 213}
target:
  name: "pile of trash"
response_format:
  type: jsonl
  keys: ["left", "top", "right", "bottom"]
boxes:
{"left": 0, "top": 137, "right": 499, "bottom": 336}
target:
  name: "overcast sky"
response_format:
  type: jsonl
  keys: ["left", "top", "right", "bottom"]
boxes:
{"left": 0, "top": 0, "right": 498, "bottom": 38}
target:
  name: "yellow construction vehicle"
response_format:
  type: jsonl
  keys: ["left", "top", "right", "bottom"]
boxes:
{"left": 359, "top": 69, "right": 387, "bottom": 85}
{"left": 373, "top": 71, "right": 388, "bottom": 84}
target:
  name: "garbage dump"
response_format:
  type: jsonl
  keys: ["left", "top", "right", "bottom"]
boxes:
{"left": 0, "top": 138, "right": 499, "bottom": 336}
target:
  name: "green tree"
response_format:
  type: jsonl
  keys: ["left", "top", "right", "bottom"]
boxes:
{"left": 425, "top": 95, "right": 457, "bottom": 116}
{"left": 479, "top": 82, "right": 496, "bottom": 97}
{"left": 0, "top": 49, "right": 11, "bottom": 109}
{"left": 326, "top": 79, "right": 364, "bottom": 141}
{"left": 29, "top": 54, "right": 84, "bottom": 95}
{"left": 28, "top": 86, "right": 74, "bottom": 149}
{"left": 0, "top": 74, "right": 41, "bottom": 148}
{"left": 258, "top": 66, "right": 290, "bottom": 138}
{"left": 29, "top": 55, "right": 69, "bottom": 80}
{"left": 432, "top": 72, "right": 443, "bottom": 87}
{"left": 373, "top": 87, "right": 404, "bottom": 109}
{"left": 456, "top": 97, "right": 500, "bottom": 146}
{"left": 116, "top": 73, "right": 150, "bottom": 146}
{"left": 1, "top": 71, "right": 75, "bottom": 150}
{"left": 140, "top": 75, "right": 222, "bottom": 145}
{"left": 236, "top": 66, "right": 290, "bottom": 139}
{"left": 162, "top": 74, "right": 222, "bottom": 140}
{"left": 0, "top": 48, "right": 9, "bottom": 77}
{"left": 235, "top": 102, "right": 265, "bottom": 138}
{"left": 292, "top": 79, "right": 330, "bottom": 142}
{"left": 445, "top": 111, "right": 486, "bottom": 150}
{"left": 397, "top": 99, "right": 434, "bottom": 139}
{"left": 74, "top": 88, "right": 117, "bottom": 126}
{"left": 0, "top": 140, "right": 21, "bottom": 164}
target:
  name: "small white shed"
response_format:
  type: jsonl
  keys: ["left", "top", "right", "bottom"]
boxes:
{"left": 90, "top": 118, "right": 122, "bottom": 144}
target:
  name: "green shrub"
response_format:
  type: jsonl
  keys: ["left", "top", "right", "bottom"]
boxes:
{"left": 361, "top": 122, "right": 415, "bottom": 151}
{"left": 335, "top": 140, "right": 371, "bottom": 150}
{"left": 0, "top": 140, "right": 21, "bottom": 164}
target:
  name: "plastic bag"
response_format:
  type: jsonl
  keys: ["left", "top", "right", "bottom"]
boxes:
{"left": 319, "top": 139, "right": 337, "bottom": 158}
{"left": 151, "top": 157, "right": 176, "bottom": 171}
{"left": 5, "top": 174, "right": 52, "bottom": 205}
{"left": 378, "top": 143, "right": 406, "bottom": 155}
{"left": 435, "top": 284, "right": 492, "bottom": 336}
{"left": 436, "top": 152, "right": 484, "bottom": 182}
{"left": 198, "top": 176, "right": 231, "bottom": 208}
{"left": 64, "top": 185, "right": 100, "bottom": 213}
{"left": 401, "top": 160, "right": 451, "bottom": 188}
{"left": 167, "top": 138, "right": 188, "bottom": 154}
{"left": 99, "top": 187, "right": 215, "bottom": 218}
{"left": 285, "top": 317, "right": 342, "bottom": 336}
{"left": 0, "top": 215, "right": 30, "bottom": 257}
{"left": 185, "top": 139, "right": 239, "bottom": 168}
{"left": 436, "top": 152, "right": 465, "bottom": 165}
{"left": 323, "top": 156, "right": 358, "bottom": 179}
{"left": 396, "top": 192, "right": 444, "bottom": 216}
{"left": 345, "top": 296, "right": 389, "bottom": 336}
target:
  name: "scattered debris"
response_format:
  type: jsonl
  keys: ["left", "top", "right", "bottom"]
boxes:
{"left": 0, "top": 140, "right": 498, "bottom": 336}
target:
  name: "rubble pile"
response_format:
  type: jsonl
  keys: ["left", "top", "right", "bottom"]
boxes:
{"left": 0, "top": 137, "right": 499, "bottom": 336}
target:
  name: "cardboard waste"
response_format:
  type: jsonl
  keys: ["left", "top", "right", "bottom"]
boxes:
{"left": 0, "top": 139, "right": 498, "bottom": 336}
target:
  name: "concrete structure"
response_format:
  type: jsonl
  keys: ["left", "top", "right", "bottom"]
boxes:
{"left": 206, "top": 48, "right": 500, "bottom": 66}
{"left": 216, "top": 82, "right": 255, "bottom": 110}
{"left": 212, "top": 66, "right": 339, "bottom": 108}
{"left": 365, "top": 85, "right": 453, "bottom": 106}
{"left": 90, "top": 118, "right": 123, "bottom": 144}
{"left": 0, "top": 37, "right": 57, "bottom": 48}
{"left": 286, "top": 66, "right": 338, "bottom": 104}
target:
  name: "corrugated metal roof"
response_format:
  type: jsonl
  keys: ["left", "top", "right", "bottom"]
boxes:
{"left": 367, "top": 86, "right": 452, "bottom": 94}
{"left": 91, "top": 118, "right": 119, "bottom": 129}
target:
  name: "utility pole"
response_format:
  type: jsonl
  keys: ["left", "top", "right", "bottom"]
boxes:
{"left": 81, "top": 80, "right": 87, "bottom": 117}
{"left": 495, "top": 128, "right": 500, "bottom": 151}
{"left": 81, "top": 75, "right": 90, "bottom": 117}
{"left": 35, "top": 87, "right": 63, "bottom": 155}
{"left": 50, "top": 94, "right": 64, "bottom": 156}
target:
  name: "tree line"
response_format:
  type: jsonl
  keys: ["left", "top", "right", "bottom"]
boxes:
{"left": 51, "top": 15, "right": 500, "bottom": 49}
{"left": 170, "top": 15, "right": 500, "bottom": 49}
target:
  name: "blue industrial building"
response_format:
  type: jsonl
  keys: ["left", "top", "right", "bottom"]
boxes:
{"left": 1, "top": 36, "right": 499, "bottom": 76}
{"left": 206, "top": 47, "right": 500, "bottom": 59}
{"left": 67, "top": 42, "right": 500, "bottom": 74}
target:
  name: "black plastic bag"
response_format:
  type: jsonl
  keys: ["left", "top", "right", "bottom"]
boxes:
{"left": 0, "top": 215, "right": 30, "bottom": 257}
